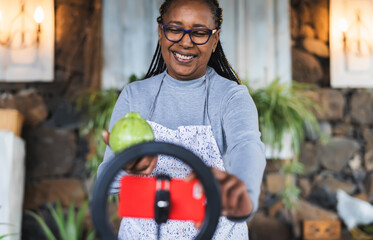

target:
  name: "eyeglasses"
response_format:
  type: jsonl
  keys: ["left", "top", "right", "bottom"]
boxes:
{"left": 162, "top": 24, "right": 217, "bottom": 45}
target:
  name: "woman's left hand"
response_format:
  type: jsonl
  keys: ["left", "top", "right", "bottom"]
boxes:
{"left": 210, "top": 168, "right": 253, "bottom": 218}
{"left": 186, "top": 168, "right": 253, "bottom": 220}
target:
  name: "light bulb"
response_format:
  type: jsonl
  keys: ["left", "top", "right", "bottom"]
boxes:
{"left": 34, "top": 6, "right": 44, "bottom": 23}
{"left": 339, "top": 18, "right": 348, "bottom": 33}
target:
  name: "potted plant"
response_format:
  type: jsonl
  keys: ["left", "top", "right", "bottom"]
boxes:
{"left": 73, "top": 74, "right": 139, "bottom": 179}
{"left": 74, "top": 88, "right": 120, "bottom": 179}
{"left": 245, "top": 78, "right": 321, "bottom": 209}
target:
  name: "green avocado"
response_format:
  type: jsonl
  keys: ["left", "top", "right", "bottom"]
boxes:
{"left": 109, "top": 112, "right": 154, "bottom": 154}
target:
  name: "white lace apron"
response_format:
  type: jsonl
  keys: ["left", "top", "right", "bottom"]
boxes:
{"left": 118, "top": 73, "right": 248, "bottom": 240}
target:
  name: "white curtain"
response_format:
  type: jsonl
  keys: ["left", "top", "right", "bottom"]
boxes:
{"left": 102, "top": 0, "right": 291, "bottom": 89}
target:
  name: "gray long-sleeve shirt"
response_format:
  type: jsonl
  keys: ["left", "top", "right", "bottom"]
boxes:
{"left": 98, "top": 67, "right": 266, "bottom": 218}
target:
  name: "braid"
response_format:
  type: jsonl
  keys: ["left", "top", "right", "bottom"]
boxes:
{"left": 145, "top": 44, "right": 166, "bottom": 78}
{"left": 208, "top": 41, "right": 241, "bottom": 84}
{"left": 211, "top": 0, "right": 223, "bottom": 29}
{"left": 157, "top": 0, "right": 171, "bottom": 24}
{"left": 145, "top": 0, "right": 240, "bottom": 85}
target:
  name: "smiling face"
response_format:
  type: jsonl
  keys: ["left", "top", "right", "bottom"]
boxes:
{"left": 158, "top": 0, "right": 220, "bottom": 80}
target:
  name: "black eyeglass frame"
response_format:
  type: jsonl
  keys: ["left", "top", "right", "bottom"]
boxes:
{"left": 161, "top": 24, "right": 217, "bottom": 45}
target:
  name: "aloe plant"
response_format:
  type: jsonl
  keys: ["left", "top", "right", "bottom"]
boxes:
{"left": 26, "top": 201, "right": 95, "bottom": 240}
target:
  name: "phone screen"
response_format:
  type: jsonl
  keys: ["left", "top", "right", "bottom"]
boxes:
{"left": 118, "top": 175, "right": 205, "bottom": 222}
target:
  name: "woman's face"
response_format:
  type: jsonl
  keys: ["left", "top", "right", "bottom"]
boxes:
{"left": 158, "top": 0, "right": 220, "bottom": 80}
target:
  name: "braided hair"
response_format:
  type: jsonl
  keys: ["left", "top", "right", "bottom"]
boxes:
{"left": 145, "top": 0, "right": 241, "bottom": 84}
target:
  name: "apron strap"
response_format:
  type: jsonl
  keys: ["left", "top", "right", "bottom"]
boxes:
{"left": 204, "top": 73, "right": 211, "bottom": 126}
{"left": 147, "top": 73, "right": 166, "bottom": 121}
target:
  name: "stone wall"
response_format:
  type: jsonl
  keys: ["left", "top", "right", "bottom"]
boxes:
{"left": 249, "top": 0, "right": 373, "bottom": 239}
{"left": 0, "top": 0, "right": 102, "bottom": 239}
{"left": 1, "top": 0, "right": 372, "bottom": 239}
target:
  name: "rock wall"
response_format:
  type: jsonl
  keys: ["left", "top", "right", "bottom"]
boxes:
{"left": 0, "top": 0, "right": 102, "bottom": 239}
{"left": 1, "top": 0, "right": 372, "bottom": 239}
{"left": 250, "top": 0, "right": 373, "bottom": 239}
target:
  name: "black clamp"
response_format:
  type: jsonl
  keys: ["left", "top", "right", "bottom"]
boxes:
{"left": 154, "top": 174, "right": 171, "bottom": 225}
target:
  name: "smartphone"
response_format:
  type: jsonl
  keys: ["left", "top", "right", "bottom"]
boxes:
{"left": 118, "top": 175, "right": 205, "bottom": 222}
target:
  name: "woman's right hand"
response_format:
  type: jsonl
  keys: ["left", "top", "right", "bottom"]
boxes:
{"left": 102, "top": 130, "right": 158, "bottom": 175}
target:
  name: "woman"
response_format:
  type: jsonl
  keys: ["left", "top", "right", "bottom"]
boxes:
{"left": 98, "top": 0, "right": 266, "bottom": 239}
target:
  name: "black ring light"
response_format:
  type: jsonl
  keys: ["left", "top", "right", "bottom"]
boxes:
{"left": 91, "top": 142, "right": 221, "bottom": 240}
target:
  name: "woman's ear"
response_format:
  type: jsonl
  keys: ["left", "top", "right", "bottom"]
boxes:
{"left": 158, "top": 24, "right": 163, "bottom": 44}
{"left": 212, "top": 29, "right": 221, "bottom": 53}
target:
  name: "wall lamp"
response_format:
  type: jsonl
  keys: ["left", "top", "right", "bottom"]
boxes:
{"left": 0, "top": 0, "right": 44, "bottom": 50}
{"left": 330, "top": 0, "right": 373, "bottom": 88}
{"left": 339, "top": 10, "right": 372, "bottom": 57}
{"left": 0, "top": 0, "right": 54, "bottom": 82}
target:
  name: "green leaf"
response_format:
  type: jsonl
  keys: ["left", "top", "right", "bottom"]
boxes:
{"left": 48, "top": 202, "right": 67, "bottom": 240}
{"left": 0, "top": 233, "right": 18, "bottom": 239}
{"left": 86, "top": 231, "right": 96, "bottom": 240}
{"left": 26, "top": 210, "right": 57, "bottom": 240}
{"left": 280, "top": 183, "right": 301, "bottom": 210}
{"left": 65, "top": 203, "right": 77, "bottom": 240}
{"left": 0, "top": 223, "right": 18, "bottom": 239}
{"left": 281, "top": 161, "right": 305, "bottom": 175}
{"left": 76, "top": 201, "right": 88, "bottom": 240}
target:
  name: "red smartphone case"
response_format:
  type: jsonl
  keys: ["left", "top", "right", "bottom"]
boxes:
{"left": 118, "top": 176, "right": 205, "bottom": 222}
